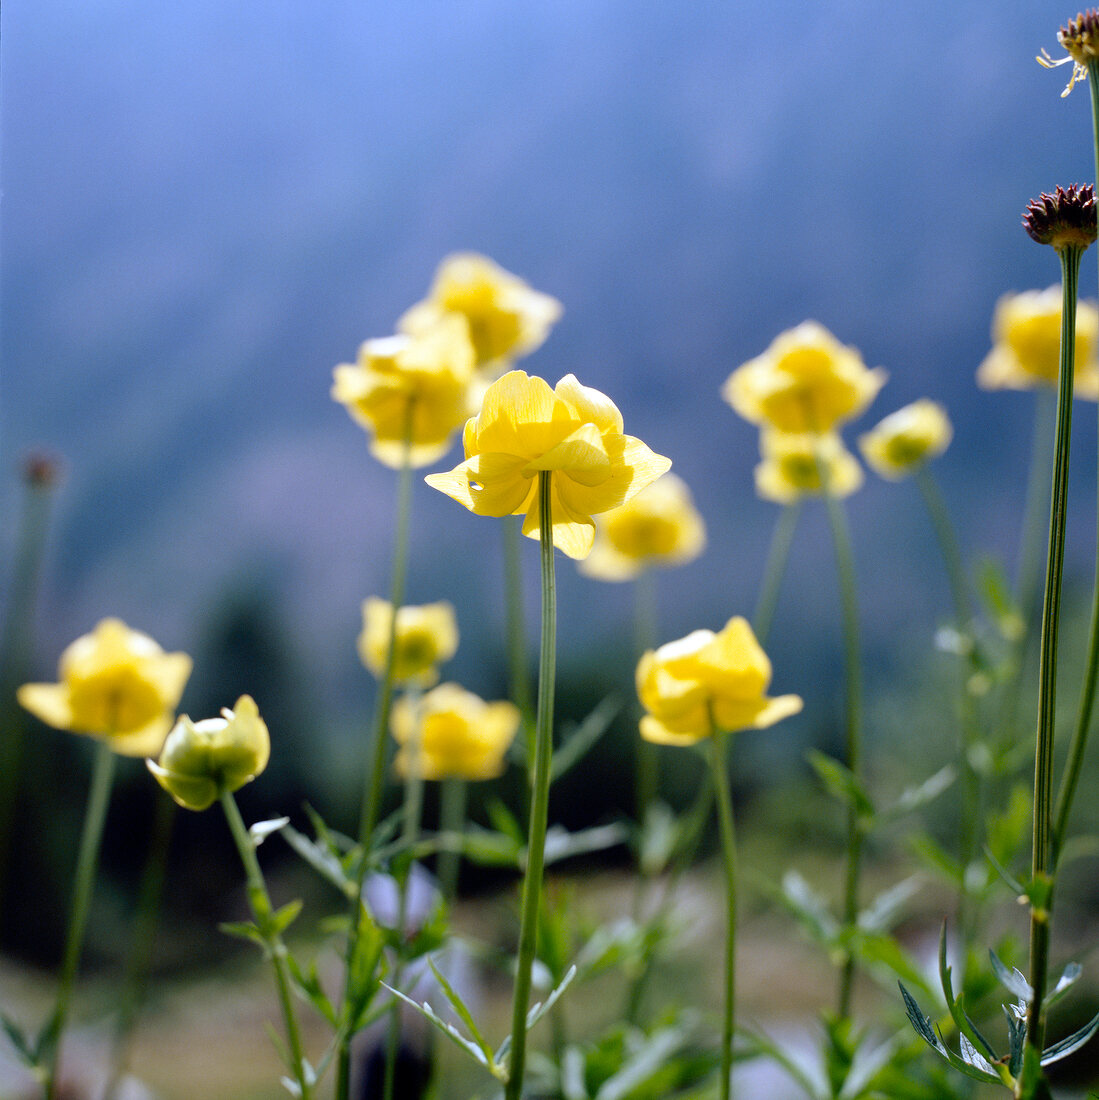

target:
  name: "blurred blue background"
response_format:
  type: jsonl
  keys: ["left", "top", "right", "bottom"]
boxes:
{"left": 3, "top": 0, "right": 1098, "bottom": 793}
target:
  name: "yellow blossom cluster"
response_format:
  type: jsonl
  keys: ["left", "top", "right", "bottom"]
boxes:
{"left": 859, "top": 400, "right": 953, "bottom": 480}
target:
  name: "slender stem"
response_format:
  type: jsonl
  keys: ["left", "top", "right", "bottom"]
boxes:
{"left": 708, "top": 732, "right": 738, "bottom": 1100}
{"left": 753, "top": 501, "right": 802, "bottom": 647}
{"left": 42, "top": 740, "right": 116, "bottom": 1099}
{"left": 504, "top": 516, "right": 536, "bottom": 770}
{"left": 633, "top": 568, "right": 660, "bottom": 822}
{"left": 220, "top": 789, "right": 312, "bottom": 1100}
{"left": 338, "top": 404, "right": 415, "bottom": 1100}
{"left": 1023, "top": 244, "right": 1083, "bottom": 1074}
{"left": 504, "top": 472, "right": 556, "bottom": 1100}
{"left": 438, "top": 778, "right": 467, "bottom": 902}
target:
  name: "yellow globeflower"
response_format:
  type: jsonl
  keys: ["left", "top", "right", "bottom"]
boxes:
{"left": 332, "top": 312, "right": 478, "bottom": 468}
{"left": 579, "top": 472, "right": 705, "bottom": 582}
{"left": 18, "top": 618, "right": 192, "bottom": 757}
{"left": 147, "top": 696, "right": 270, "bottom": 811}
{"left": 723, "top": 322, "right": 886, "bottom": 434}
{"left": 754, "top": 430, "right": 863, "bottom": 504}
{"left": 977, "top": 287, "right": 1099, "bottom": 398}
{"left": 637, "top": 616, "right": 802, "bottom": 746}
{"left": 858, "top": 399, "right": 953, "bottom": 480}
{"left": 426, "top": 370, "right": 672, "bottom": 560}
{"left": 391, "top": 682, "right": 520, "bottom": 780}
{"left": 400, "top": 252, "right": 562, "bottom": 368}
{"left": 359, "top": 597, "right": 458, "bottom": 687}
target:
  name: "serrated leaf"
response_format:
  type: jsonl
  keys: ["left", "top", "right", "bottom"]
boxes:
{"left": 958, "top": 1033, "right": 998, "bottom": 1076}
{"left": 1041, "top": 1007, "right": 1099, "bottom": 1065}
{"left": 989, "top": 949, "right": 1033, "bottom": 1001}
{"left": 939, "top": 925, "right": 998, "bottom": 1060}
{"left": 899, "top": 983, "right": 945, "bottom": 1054}
{"left": 807, "top": 751, "right": 875, "bottom": 819}
{"left": 426, "top": 956, "right": 495, "bottom": 1066}
{"left": 1003, "top": 1003, "right": 1026, "bottom": 1076}
{"left": 551, "top": 695, "right": 620, "bottom": 783}
{"left": 250, "top": 816, "right": 290, "bottom": 846}
{"left": 523, "top": 964, "right": 577, "bottom": 1033}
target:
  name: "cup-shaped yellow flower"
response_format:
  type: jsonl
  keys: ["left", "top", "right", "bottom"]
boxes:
{"left": 579, "top": 472, "right": 706, "bottom": 581}
{"left": 858, "top": 399, "right": 953, "bottom": 480}
{"left": 425, "top": 370, "right": 672, "bottom": 560}
{"left": 977, "top": 287, "right": 1099, "bottom": 398}
{"left": 723, "top": 322, "right": 886, "bottom": 435}
{"left": 358, "top": 597, "right": 459, "bottom": 687}
{"left": 637, "top": 616, "right": 802, "bottom": 746}
{"left": 147, "top": 696, "right": 270, "bottom": 811}
{"left": 332, "top": 312, "right": 478, "bottom": 468}
{"left": 754, "top": 429, "right": 863, "bottom": 504}
{"left": 17, "top": 618, "right": 192, "bottom": 757}
{"left": 391, "top": 682, "right": 520, "bottom": 780}
{"left": 399, "top": 252, "right": 562, "bottom": 369}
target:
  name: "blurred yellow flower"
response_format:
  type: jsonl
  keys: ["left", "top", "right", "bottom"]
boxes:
{"left": 858, "top": 399, "right": 953, "bottom": 480}
{"left": 359, "top": 597, "right": 459, "bottom": 687}
{"left": 147, "top": 695, "right": 270, "bottom": 811}
{"left": 579, "top": 472, "right": 705, "bottom": 581}
{"left": 400, "top": 252, "right": 562, "bottom": 368}
{"left": 723, "top": 321, "right": 886, "bottom": 434}
{"left": 637, "top": 616, "right": 802, "bottom": 746}
{"left": 17, "top": 618, "right": 192, "bottom": 757}
{"left": 391, "top": 682, "right": 520, "bottom": 780}
{"left": 977, "top": 287, "right": 1099, "bottom": 398}
{"left": 331, "top": 312, "right": 478, "bottom": 468}
{"left": 426, "top": 370, "right": 672, "bottom": 560}
{"left": 754, "top": 430, "right": 863, "bottom": 504}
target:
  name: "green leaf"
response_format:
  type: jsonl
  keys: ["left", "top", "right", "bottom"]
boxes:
{"left": 636, "top": 801, "right": 679, "bottom": 878}
{"left": 1041, "top": 1007, "right": 1099, "bottom": 1066}
{"left": 426, "top": 956, "right": 496, "bottom": 1067}
{"left": 989, "top": 949, "right": 1033, "bottom": 1002}
{"left": 593, "top": 1024, "right": 691, "bottom": 1100}
{"left": 1003, "top": 1003, "right": 1025, "bottom": 1077}
{"left": 883, "top": 765, "right": 956, "bottom": 823}
{"left": 857, "top": 876, "right": 920, "bottom": 934}
{"left": 219, "top": 920, "right": 268, "bottom": 952}
{"left": 551, "top": 695, "right": 620, "bottom": 783}
{"left": 542, "top": 823, "right": 628, "bottom": 867}
{"left": 777, "top": 871, "right": 839, "bottom": 945}
{"left": 1046, "top": 961, "right": 1083, "bottom": 1008}
{"left": 269, "top": 899, "right": 303, "bottom": 936}
{"left": 0, "top": 1013, "right": 37, "bottom": 1068}
{"left": 739, "top": 1024, "right": 826, "bottom": 1099}
{"left": 850, "top": 931, "right": 933, "bottom": 998}
{"left": 938, "top": 925, "right": 998, "bottom": 1061}
{"left": 282, "top": 824, "right": 354, "bottom": 896}
{"left": 250, "top": 815, "right": 290, "bottom": 846}
{"left": 977, "top": 556, "right": 1025, "bottom": 642}
{"left": 807, "top": 751, "right": 875, "bottom": 819}
{"left": 486, "top": 799, "right": 525, "bottom": 845}
{"left": 450, "top": 825, "right": 522, "bottom": 868}
{"left": 286, "top": 956, "right": 337, "bottom": 1027}
{"left": 908, "top": 834, "right": 964, "bottom": 886}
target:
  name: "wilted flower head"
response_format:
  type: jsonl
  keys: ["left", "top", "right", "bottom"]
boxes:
{"left": 977, "top": 287, "right": 1099, "bottom": 398}
{"left": 359, "top": 598, "right": 459, "bottom": 687}
{"left": 147, "top": 695, "right": 269, "bottom": 811}
{"left": 426, "top": 370, "right": 672, "bottom": 560}
{"left": 723, "top": 322, "right": 886, "bottom": 435}
{"left": 1023, "top": 185, "right": 1098, "bottom": 250}
{"left": 18, "top": 618, "right": 192, "bottom": 756}
{"left": 858, "top": 399, "right": 953, "bottom": 480}
{"left": 754, "top": 430, "right": 863, "bottom": 504}
{"left": 1039, "top": 11, "right": 1099, "bottom": 96}
{"left": 579, "top": 472, "right": 705, "bottom": 581}
{"left": 332, "top": 312, "right": 477, "bottom": 468}
{"left": 636, "top": 616, "right": 802, "bottom": 746}
{"left": 400, "top": 252, "right": 562, "bottom": 369}
{"left": 391, "top": 682, "right": 520, "bottom": 780}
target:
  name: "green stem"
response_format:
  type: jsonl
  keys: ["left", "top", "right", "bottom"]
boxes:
{"left": 504, "top": 471, "right": 556, "bottom": 1100}
{"left": 753, "top": 501, "right": 802, "bottom": 647}
{"left": 708, "top": 732, "right": 738, "bottom": 1100}
{"left": 504, "top": 516, "right": 536, "bottom": 770}
{"left": 220, "top": 789, "right": 312, "bottom": 1100}
{"left": 438, "top": 778, "right": 467, "bottom": 903}
{"left": 633, "top": 568, "right": 660, "bottom": 823}
{"left": 1023, "top": 243, "right": 1083, "bottom": 1077}
{"left": 338, "top": 405, "right": 415, "bottom": 1100}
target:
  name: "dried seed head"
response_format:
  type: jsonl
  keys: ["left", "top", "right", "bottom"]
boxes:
{"left": 1023, "top": 185, "right": 1098, "bottom": 250}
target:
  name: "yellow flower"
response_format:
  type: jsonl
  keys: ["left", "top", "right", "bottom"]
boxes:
{"left": 400, "top": 252, "right": 562, "bottom": 368}
{"left": 636, "top": 616, "right": 802, "bottom": 746}
{"left": 754, "top": 430, "right": 863, "bottom": 504}
{"left": 391, "top": 682, "right": 520, "bottom": 780}
{"left": 17, "top": 618, "right": 192, "bottom": 757}
{"left": 425, "top": 370, "right": 672, "bottom": 560}
{"left": 147, "top": 695, "right": 270, "bottom": 811}
{"left": 331, "top": 312, "right": 478, "bottom": 468}
{"left": 579, "top": 472, "right": 705, "bottom": 581}
{"left": 358, "top": 598, "right": 458, "bottom": 687}
{"left": 858, "top": 399, "right": 953, "bottom": 480}
{"left": 977, "top": 287, "right": 1099, "bottom": 399}
{"left": 723, "top": 322, "right": 886, "bottom": 435}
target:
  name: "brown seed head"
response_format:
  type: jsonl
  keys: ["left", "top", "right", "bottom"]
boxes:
{"left": 21, "top": 450, "right": 63, "bottom": 489}
{"left": 1023, "top": 184, "right": 1098, "bottom": 250}
{"left": 1059, "top": 11, "right": 1099, "bottom": 65}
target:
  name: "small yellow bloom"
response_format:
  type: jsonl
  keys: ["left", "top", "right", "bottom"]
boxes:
{"left": 426, "top": 370, "right": 672, "bottom": 560}
{"left": 977, "top": 287, "right": 1099, "bottom": 399}
{"left": 332, "top": 312, "right": 478, "bottom": 468}
{"left": 391, "top": 683, "right": 520, "bottom": 780}
{"left": 17, "top": 618, "right": 192, "bottom": 757}
{"left": 579, "top": 473, "right": 705, "bottom": 581}
{"left": 400, "top": 252, "right": 562, "bottom": 368}
{"left": 147, "top": 695, "right": 270, "bottom": 811}
{"left": 858, "top": 399, "right": 953, "bottom": 480}
{"left": 754, "top": 430, "right": 863, "bottom": 504}
{"left": 722, "top": 322, "right": 886, "bottom": 435}
{"left": 359, "top": 598, "right": 459, "bottom": 687}
{"left": 637, "top": 616, "right": 802, "bottom": 746}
